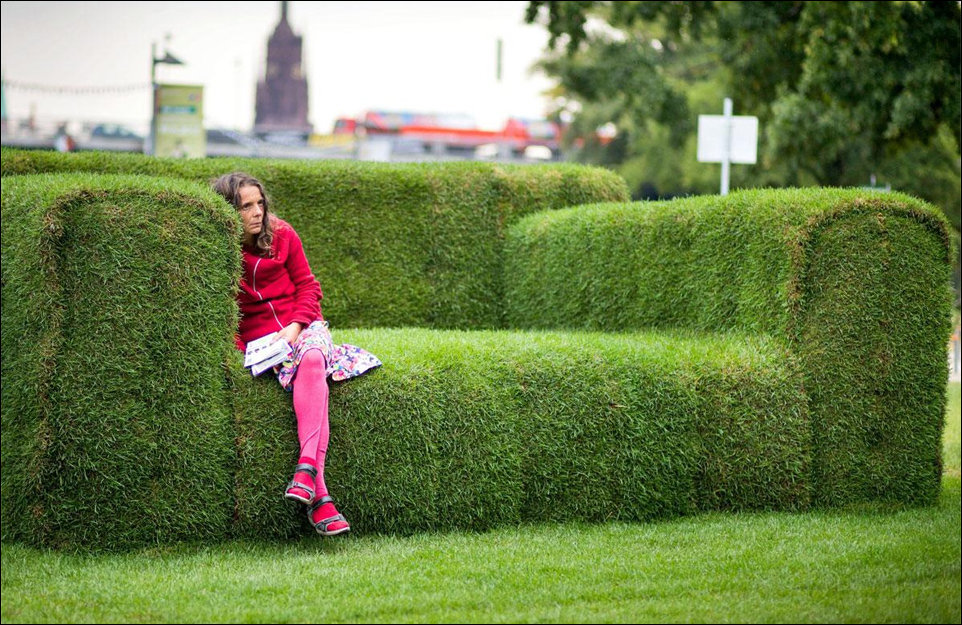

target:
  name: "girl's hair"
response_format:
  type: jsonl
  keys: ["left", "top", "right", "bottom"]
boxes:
{"left": 210, "top": 172, "right": 274, "bottom": 256}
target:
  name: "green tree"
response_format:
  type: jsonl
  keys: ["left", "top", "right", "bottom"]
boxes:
{"left": 530, "top": 2, "right": 728, "bottom": 198}
{"left": 527, "top": 1, "right": 961, "bottom": 228}
{"left": 754, "top": 2, "right": 961, "bottom": 187}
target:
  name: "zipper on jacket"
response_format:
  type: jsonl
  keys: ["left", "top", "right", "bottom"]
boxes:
{"left": 251, "top": 257, "right": 285, "bottom": 331}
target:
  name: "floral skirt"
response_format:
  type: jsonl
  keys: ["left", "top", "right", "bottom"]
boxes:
{"left": 276, "top": 320, "right": 382, "bottom": 391}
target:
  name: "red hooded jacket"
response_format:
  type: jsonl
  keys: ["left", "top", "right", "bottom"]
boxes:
{"left": 235, "top": 217, "right": 322, "bottom": 351}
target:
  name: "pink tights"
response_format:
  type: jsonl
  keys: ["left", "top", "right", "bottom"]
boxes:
{"left": 291, "top": 349, "right": 349, "bottom": 533}
{"left": 292, "top": 349, "right": 330, "bottom": 498}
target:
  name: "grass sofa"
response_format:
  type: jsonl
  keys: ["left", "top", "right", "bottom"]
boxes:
{"left": 1, "top": 149, "right": 953, "bottom": 550}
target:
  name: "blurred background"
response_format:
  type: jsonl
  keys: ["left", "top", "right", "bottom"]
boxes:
{"left": 1, "top": 1, "right": 561, "bottom": 161}
{"left": 1, "top": 1, "right": 959, "bottom": 327}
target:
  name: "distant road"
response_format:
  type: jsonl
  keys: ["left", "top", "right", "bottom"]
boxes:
{"left": 1, "top": 134, "right": 557, "bottom": 163}
{"left": 0, "top": 134, "right": 356, "bottom": 160}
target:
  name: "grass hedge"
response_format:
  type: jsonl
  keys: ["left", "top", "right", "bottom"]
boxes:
{"left": 1, "top": 152, "right": 952, "bottom": 550}
{"left": 0, "top": 171, "right": 806, "bottom": 547}
{"left": 506, "top": 188, "right": 954, "bottom": 506}
{"left": 1, "top": 173, "right": 240, "bottom": 549}
{"left": 0, "top": 157, "right": 628, "bottom": 550}
{"left": 232, "top": 327, "right": 808, "bottom": 539}
{"left": 0, "top": 149, "right": 629, "bottom": 329}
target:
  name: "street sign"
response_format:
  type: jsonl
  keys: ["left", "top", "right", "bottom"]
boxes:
{"left": 154, "top": 84, "right": 205, "bottom": 158}
{"left": 697, "top": 115, "right": 758, "bottom": 164}
{"left": 696, "top": 98, "right": 758, "bottom": 195}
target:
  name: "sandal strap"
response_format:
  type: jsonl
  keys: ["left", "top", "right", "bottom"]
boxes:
{"left": 287, "top": 480, "right": 315, "bottom": 497}
{"left": 309, "top": 494, "right": 334, "bottom": 512}
{"left": 307, "top": 496, "right": 349, "bottom": 532}
{"left": 293, "top": 463, "right": 318, "bottom": 477}
{"left": 316, "top": 514, "right": 347, "bottom": 530}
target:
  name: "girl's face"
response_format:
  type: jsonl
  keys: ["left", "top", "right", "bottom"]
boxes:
{"left": 238, "top": 185, "right": 265, "bottom": 241}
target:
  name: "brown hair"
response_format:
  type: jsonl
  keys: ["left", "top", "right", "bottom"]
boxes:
{"left": 210, "top": 172, "right": 274, "bottom": 256}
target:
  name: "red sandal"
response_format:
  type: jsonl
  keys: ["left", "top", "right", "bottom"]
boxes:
{"left": 284, "top": 463, "right": 317, "bottom": 505}
{"left": 308, "top": 495, "right": 351, "bottom": 536}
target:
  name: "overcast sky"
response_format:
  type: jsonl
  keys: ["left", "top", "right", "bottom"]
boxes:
{"left": 1, "top": 1, "right": 554, "bottom": 133}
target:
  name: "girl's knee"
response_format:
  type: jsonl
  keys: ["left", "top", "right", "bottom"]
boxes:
{"left": 300, "top": 348, "right": 327, "bottom": 369}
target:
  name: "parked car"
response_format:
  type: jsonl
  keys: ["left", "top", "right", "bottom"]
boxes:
{"left": 90, "top": 124, "right": 142, "bottom": 140}
{"left": 206, "top": 128, "right": 262, "bottom": 157}
{"left": 84, "top": 123, "right": 144, "bottom": 152}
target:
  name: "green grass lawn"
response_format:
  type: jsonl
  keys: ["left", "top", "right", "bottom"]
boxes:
{"left": 945, "top": 381, "right": 961, "bottom": 476}
{"left": 3, "top": 383, "right": 960, "bottom": 624}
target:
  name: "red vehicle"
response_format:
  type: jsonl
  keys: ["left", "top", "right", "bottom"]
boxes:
{"left": 501, "top": 118, "right": 561, "bottom": 153}
{"left": 331, "top": 117, "right": 357, "bottom": 135}
{"left": 344, "top": 110, "right": 562, "bottom": 157}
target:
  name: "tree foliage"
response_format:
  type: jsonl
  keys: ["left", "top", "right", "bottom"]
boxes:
{"left": 526, "top": 0, "right": 961, "bottom": 234}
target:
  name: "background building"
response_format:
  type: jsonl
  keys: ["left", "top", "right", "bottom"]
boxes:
{"left": 254, "top": 1, "right": 312, "bottom": 141}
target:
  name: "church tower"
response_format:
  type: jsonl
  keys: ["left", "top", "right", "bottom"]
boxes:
{"left": 254, "top": 1, "right": 312, "bottom": 139}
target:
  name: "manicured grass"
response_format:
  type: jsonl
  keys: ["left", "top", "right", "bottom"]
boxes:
{"left": 2, "top": 383, "right": 959, "bottom": 624}
{"left": 507, "top": 190, "right": 954, "bottom": 508}
{"left": 946, "top": 382, "right": 961, "bottom": 475}
{"left": 1, "top": 480, "right": 958, "bottom": 623}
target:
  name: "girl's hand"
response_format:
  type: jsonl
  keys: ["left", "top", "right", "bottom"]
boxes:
{"left": 273, "top": 322, "right": 304, "bottom": 347}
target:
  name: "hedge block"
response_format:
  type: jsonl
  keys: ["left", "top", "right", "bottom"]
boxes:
{"left": 0, "top": 149, "right": 630, "bottom": 329}
{"left": 1, "top": 155, "right": 952, "bottom": 551}
{"left": 1, "top": 174, "right": 240, "bottom": 549}
{"left": 230, "top": 328, "right": 809, "bottom": 539}
{"left": 506, "top": 188, "right": 953, "bottom": 506}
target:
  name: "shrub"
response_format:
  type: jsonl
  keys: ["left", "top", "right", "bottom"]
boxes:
{"left": 0, "top": 149, "right": 630, "bottom": 329}
{"left": 506, "top": 188, "right": 954, "bottom": 505}
{"left": 1, "top": 173, "right": 240, "bottom": 549}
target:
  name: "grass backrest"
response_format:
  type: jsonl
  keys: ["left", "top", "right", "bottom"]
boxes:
{"left": 506, "top": 188, "right": 955, "bottom": 505}
{"left": 0, "top": 149, "right": 630, "bottom": 329}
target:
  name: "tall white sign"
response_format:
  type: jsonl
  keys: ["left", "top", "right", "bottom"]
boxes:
{"left": 697, "top": 98, "right": 758, "bottom": 195}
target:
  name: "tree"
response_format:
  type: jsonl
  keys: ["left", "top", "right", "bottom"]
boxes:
{"left": 526, "top": 1, "right": 961, "bottom": 228}
{"left": 752, "top": 1, "right": 961, "bottom": 187}
{"left": 530, "top": 2, "right": 730, "bottom": 198}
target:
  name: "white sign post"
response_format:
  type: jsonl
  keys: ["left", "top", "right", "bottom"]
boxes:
{"left": 697, "top": 98, "right": 758, "bottom": 195}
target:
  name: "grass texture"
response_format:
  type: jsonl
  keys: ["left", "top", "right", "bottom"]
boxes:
{"left": 1, "top": 174, "right": 241, "bottom": 550}
{"left": 232, "top": 328, "right": 808, "bottom": 540}
{"left": 0, "top": 148, "right": 630, "bottom": 329}
{"left": 1, "top": 157, "right": 953, "bottom": 553}
{"left": 2, "top": 386, "right": 958, "bottom": 623}
{"left": 945, "top": 382, "right": 961, "bottom": 475}
{"left": 0, "top": 160, "right": 626, "bottom": 550}
{"left": 506, "top": 189, "right": 954, "bottom": 506}
{"left": 2, "top": 479, "right": 957, "bottom": 623}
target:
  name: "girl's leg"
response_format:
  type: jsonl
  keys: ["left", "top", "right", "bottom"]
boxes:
{"left": 288, "top": 349, "right": 329, "bottom": 499}
{"left": 291, "top": 349, "right": 349, "bottom": 534}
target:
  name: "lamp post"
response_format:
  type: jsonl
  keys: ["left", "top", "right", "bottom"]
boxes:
{"left": 149, "top": 42, "right": 184, "bottom": 155}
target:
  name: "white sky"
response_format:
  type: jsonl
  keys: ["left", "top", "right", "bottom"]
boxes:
{"left": 1, "top": 0, "right": 555, "bottom": 134}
